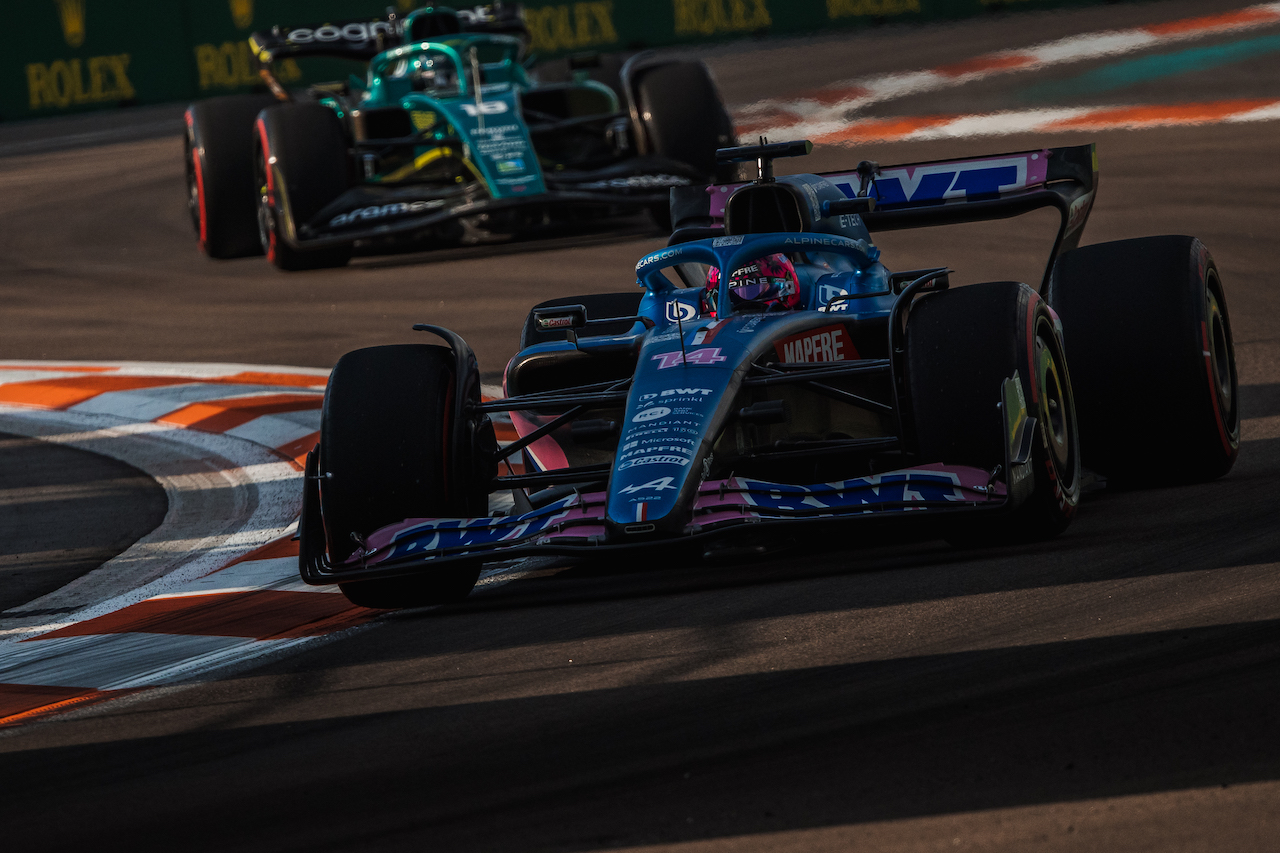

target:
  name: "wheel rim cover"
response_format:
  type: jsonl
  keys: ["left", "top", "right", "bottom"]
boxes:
{"left": 1207, "top": 289, "right": 1233, "bottom": 415}
{"left": 1037, "top": 336, "right": 1071, "bottom": 471}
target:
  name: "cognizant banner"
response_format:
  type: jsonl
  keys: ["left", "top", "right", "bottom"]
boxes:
{"left": 1, "top": 0, "right": 1126, "bottom": 122}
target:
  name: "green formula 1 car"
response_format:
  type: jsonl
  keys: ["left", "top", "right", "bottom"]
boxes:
{"left": 184, "top": 4, "right": 735, "bottom": 270}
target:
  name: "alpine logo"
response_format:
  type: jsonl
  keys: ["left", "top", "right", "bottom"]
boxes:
{"left": 774, "top": 325, "right": 856, "bottom": 364}
{"left": 619, "top": 476, "right": 678, "bottom": 494}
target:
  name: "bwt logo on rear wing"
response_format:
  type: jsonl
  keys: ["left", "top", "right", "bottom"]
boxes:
{"left": 828, "top": 152, "right": 1051, "bottom": 206}
{"left": 693, "top": 145, "right": 1093, "bottom": 219}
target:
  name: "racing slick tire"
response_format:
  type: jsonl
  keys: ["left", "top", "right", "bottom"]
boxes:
{"left": 631, "top": 61, "right": 735, "bottom": 180}
{"left": 318, "top": 344, "right": 491, "bottom": 608}
{"left": 254, "top": 102, "right": 353, "bottom": 271}
{"left": 1047, "top": 236, "right": 1239, "bottom": 483}
{"left": 907, "top": 280, "right": 1081, "bottom": 542}
{"left": 520, "top": 292, "right": 645, "bottom": 349}
{"left": 184, "top": 93, "right": 277, "bottom": 259}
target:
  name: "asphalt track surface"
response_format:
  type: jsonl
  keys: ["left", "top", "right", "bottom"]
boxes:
{"left": 0, "top": 432, "right": 166, "bottom": 612}
{"left": 3, "top": 1, "right": 1280, "bottom": 850}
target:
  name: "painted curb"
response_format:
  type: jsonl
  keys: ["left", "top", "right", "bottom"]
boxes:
{"left": 735, "top": 3, "right": 1280, "bottom": 143}
{"left": 0, "top": 362, "right": 526, "bottom": 728}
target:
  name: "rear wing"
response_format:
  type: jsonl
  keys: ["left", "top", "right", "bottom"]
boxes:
{"left": 673, "top": 143, "right": 1098, "bottom": 291}
{"left": 250, "top": 18, "right": 401, "bottom": 65}
{"left": 851, "top": 145, "right": 1095, "bottom": 249}
{"left": 249, "top": 4, "right": 528, "bottom": 65}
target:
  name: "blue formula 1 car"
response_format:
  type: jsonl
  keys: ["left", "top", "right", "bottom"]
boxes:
{"left": 300, "top": 140, "right": 1240, "bottom": 608}
{"left": 184, "top": 4, "right": 734, "bottom": 270}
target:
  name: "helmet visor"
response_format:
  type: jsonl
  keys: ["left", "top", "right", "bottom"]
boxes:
{"left": 730, "top": 277, "right": 784, "bottom": 303}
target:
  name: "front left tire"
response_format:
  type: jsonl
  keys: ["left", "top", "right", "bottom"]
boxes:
{"left": 316, "top": 344, "right": 494, "bottom": 608}
{"left": 907, "top": 280, "right": 1082, "bottom": 541}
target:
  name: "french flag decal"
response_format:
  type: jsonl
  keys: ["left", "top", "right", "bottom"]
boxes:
{"left": 635, "top": 502, "right": 648, "bottom": 522}
{"left": 691, "top": 319, "right": 729, "bottom": 346}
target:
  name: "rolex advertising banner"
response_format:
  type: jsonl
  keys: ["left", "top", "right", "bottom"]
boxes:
{"left": 2, "top": 0, "right": 1122, "bottom": 123}
{"left": 10, "top": 1, "right": 191, "bottom": 120}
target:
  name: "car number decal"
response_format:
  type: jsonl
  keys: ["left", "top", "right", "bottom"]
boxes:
{"left": 652, "top": 348, "right": 727, "bottom": 369}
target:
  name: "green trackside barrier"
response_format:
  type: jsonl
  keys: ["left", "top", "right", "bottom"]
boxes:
{"left": 520, "top": 0, "right": 1124, "bottom": 56}
{"left": 1, "top": 0, "right": 192, "bottom": 122}
{"left": 0, "top": 1, "right": 418, "bottom": 121}
{"left": 2, "top": 0, "right": 1128, "bottom": 122}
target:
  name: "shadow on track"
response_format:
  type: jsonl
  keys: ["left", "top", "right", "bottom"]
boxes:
{"left": 2, "top": 613, "right": 1276, "bottom": 852}
{"left": 374, "top": 440, "right": 1280, "bottom": 656}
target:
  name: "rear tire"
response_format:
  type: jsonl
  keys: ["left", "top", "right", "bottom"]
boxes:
{"left": 254, "top": 102, "right": 353, "bottom": 271}
{"left": 184, "top": 94, "right": 277, "bottom": 259}
{"left": 520, "top": 292, "right": 644, "bottom": 349}
{"left": 1047, "top": 235, "right": 1238, "bottom": 483}
{"left": 631, "top": 61, "right": 734, "bottom": 180}
{"left": 320, "top": 344, "right": 485, "bottom": 608}
{"left": 907, "top": 281, "right": 1081, "bottom": 541}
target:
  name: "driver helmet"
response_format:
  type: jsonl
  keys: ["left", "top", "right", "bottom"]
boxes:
{"left": 407, "top": 56, "right": 456, "bottom": 91}
{"left": 701, "top": 253, "right": 801, "bottom": 315}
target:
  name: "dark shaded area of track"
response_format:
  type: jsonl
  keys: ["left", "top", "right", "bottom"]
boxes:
{"left": 0, "top": 432, "right": 167, "bottom": 613}
{"left": 3, "top": 445, "right": 1279, "bottom": 850}
{"left": 2, "top": 1, "right": 1279, "bottom": 850}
